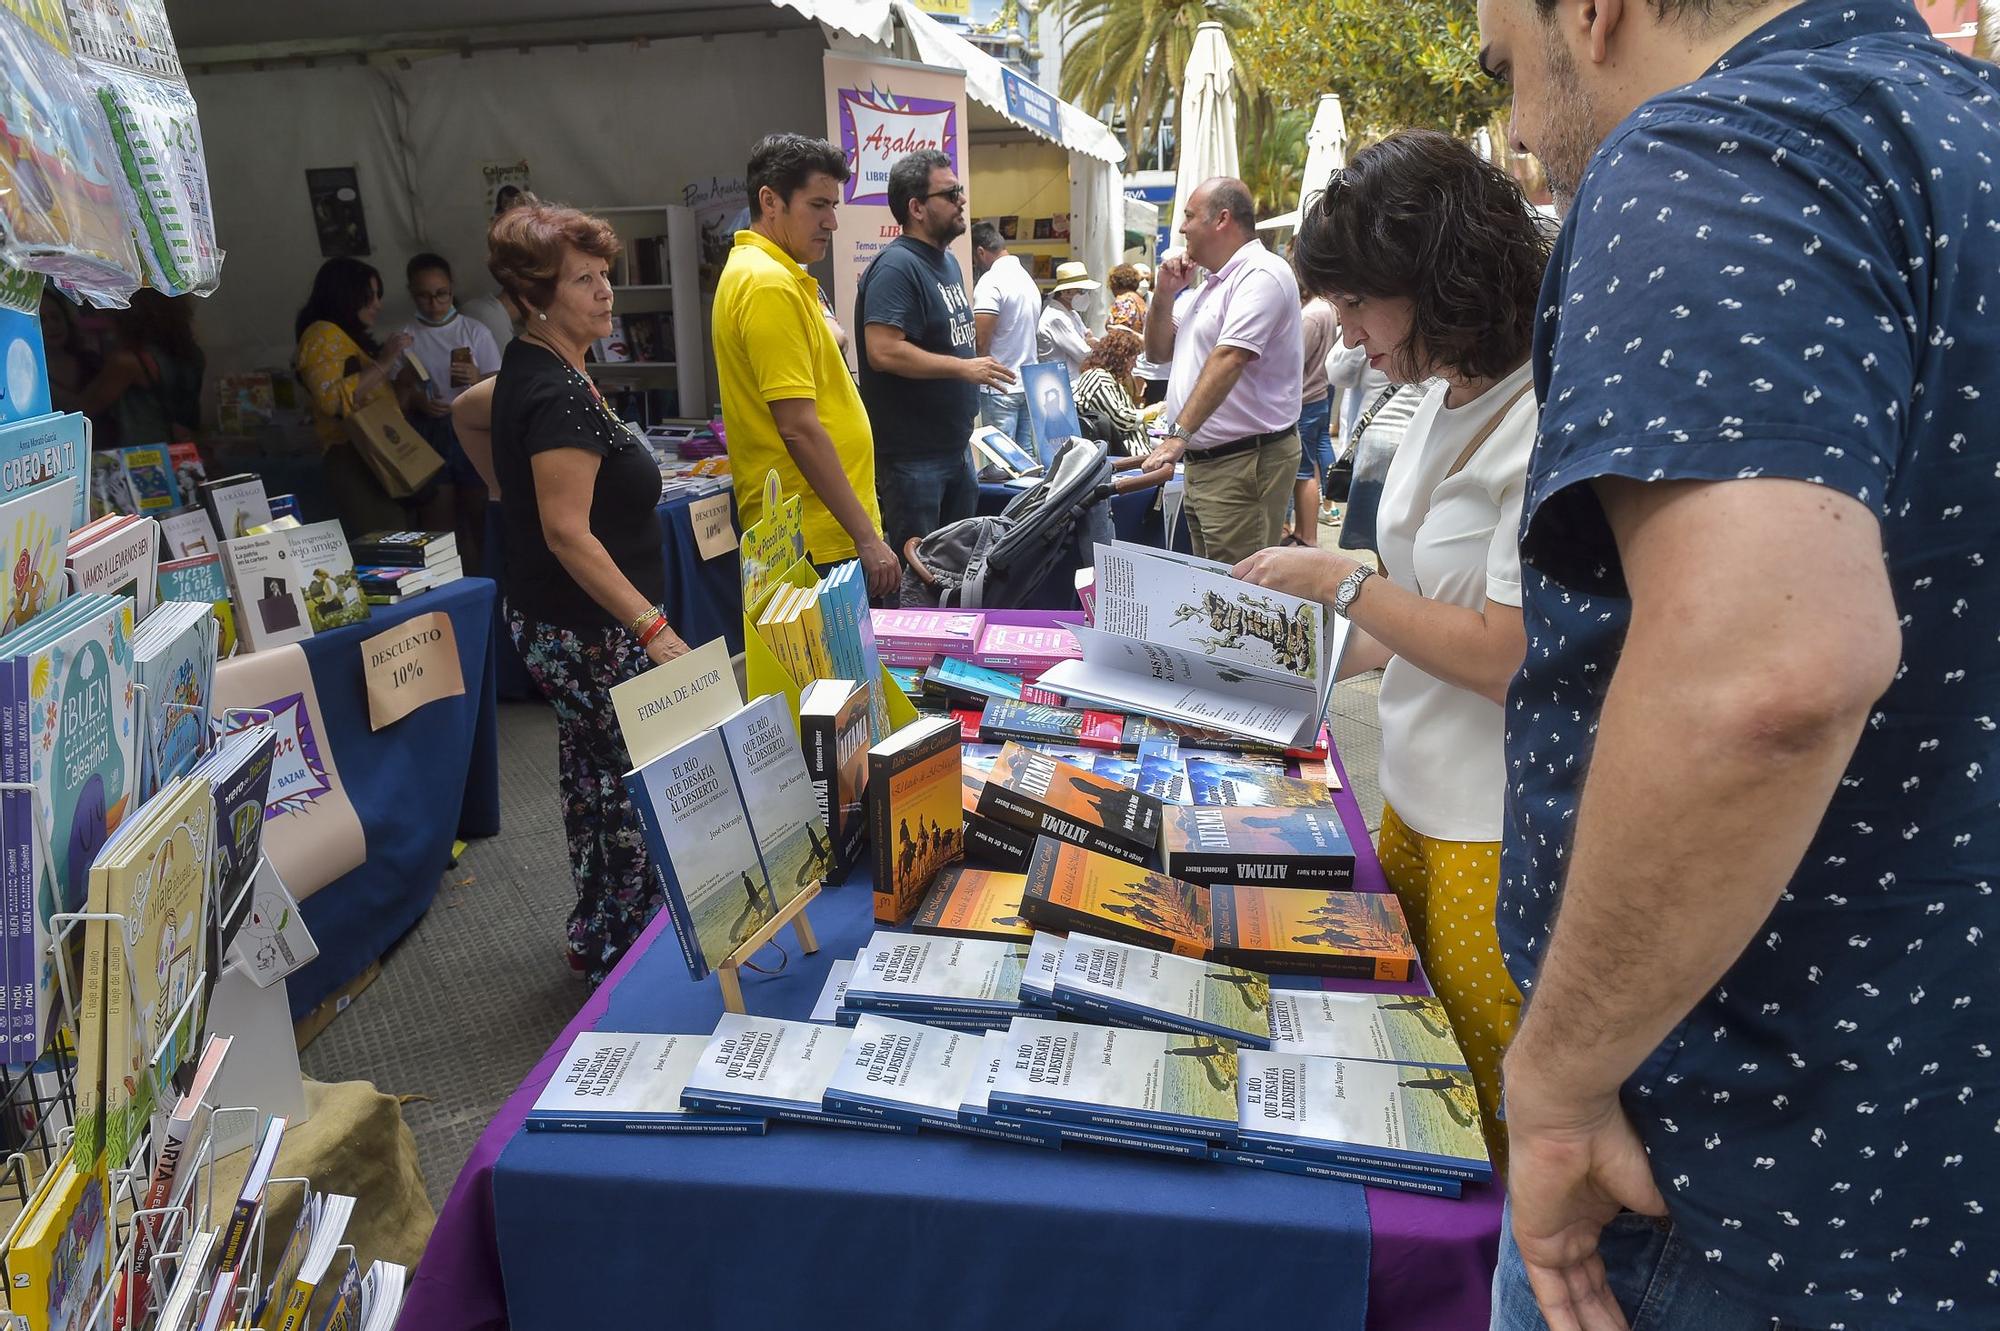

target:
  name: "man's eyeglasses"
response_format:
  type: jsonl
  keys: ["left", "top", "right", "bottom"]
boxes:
{"left": 921, "top": 186, "right": 967, "bottom": 205}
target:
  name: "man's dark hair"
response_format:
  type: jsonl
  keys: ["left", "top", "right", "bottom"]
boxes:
{"left": 406, "top": 251, "right": 451, "bottom": 284}
{"left": 746, "top": 133, "right": 849, "bottom": 219}
{"left": 1203, "top": 179, "right": 1257, "bottom": 235}
{"left": 1534, "top": 0, "right": 1770, "bottom": 26}
{"left": 887, "top": 149, "right": 953, "bottom": 227}
{"left": 1293, "top": 128, "right": 1550, "bottom": 382}
{"left": 971, "top": 221, "right": 1006, "bottom": 254}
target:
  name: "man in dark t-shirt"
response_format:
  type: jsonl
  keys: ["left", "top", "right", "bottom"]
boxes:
{"left": 856, "top": 149, "right": 1014, "bottom": 557}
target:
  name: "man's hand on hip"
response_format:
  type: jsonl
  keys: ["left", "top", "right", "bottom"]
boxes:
{"left": 1502, "top": 1049, "right": 1668, "bottom": 1331}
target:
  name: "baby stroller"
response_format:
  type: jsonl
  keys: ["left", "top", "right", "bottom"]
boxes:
{"left": 900, "top": 437, "right": 1115, "bottom": 609}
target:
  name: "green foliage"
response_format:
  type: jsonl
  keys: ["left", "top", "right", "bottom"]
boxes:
{"left": 1237, "top": 97, "right": 1309, "bottom": 217}
{"left": 1233, "top": 0, "right": 1505, "bottom": 142}
{"left": 1057, "top": 0, "right": 1258, "bottom": 160}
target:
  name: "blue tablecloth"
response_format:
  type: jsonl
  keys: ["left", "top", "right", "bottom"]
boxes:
{"left": 489, "top": 494, "right": 744, "bottom": 701}
{"left": 491, "top": 879, "right": 1373, "bottom": 1331}
{"left": 280, "top": 578, "right": 501, "bottom": 1016}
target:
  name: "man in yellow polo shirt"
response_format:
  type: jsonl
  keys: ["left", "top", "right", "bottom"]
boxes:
{"left": 714, "top": 133, "right": 899, "bottom": 596}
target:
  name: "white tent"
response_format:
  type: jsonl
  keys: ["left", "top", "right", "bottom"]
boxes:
{"left": 1170, "top": 22, "right": 1240, "bottom": 242}
{"left": 1256, "top": 94, "right": 1348, "bottom": 234}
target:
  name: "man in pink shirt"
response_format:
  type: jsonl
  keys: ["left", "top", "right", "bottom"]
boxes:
{"left": 1142, "top": 177, "right": 1305, "bottom": 562}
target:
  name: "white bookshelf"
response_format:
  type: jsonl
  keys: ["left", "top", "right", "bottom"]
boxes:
{"left": 587, "top": 203, "right": 706, "bottom": 418}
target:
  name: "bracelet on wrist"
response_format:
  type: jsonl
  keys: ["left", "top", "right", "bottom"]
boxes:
{"left": 628, "top": 605, "right": 663, "bottom": 636}
{"left": 636, "top": 615, "right": 671, "bottom": 649}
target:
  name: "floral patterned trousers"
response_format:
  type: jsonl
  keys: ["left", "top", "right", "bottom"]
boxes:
{"left": 506, "top": 605, "right": 659, "bottom": 985}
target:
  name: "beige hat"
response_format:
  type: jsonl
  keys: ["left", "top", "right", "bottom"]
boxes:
{"left": 1049, "top": 261, "right": 1100, "bottom": 295}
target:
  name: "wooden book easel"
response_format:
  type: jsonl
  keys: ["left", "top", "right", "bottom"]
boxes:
{"left": 716, "top": 880, "right": 823, "bottom": 1014}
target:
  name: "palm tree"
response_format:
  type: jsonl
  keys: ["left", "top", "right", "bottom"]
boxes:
{"left": 1057, "top": 0, "right": 1256, "bottom": 164}
{"left": 1236, "top": 95, "right": 1308, "bottom": 222}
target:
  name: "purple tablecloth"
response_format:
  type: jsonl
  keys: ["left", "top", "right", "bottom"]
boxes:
{"left": 397, "top": 738, "right": 1501, "bottom": 1331}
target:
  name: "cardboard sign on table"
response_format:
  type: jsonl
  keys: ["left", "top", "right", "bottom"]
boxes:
{"left": 360, "top": 610, "right": 466, "bottom": 730}
{"left": 213, "top": 643, "right": 368, "bottom": 899}
{"left": 690, "top": 491, "right": 738, "bottom": 560}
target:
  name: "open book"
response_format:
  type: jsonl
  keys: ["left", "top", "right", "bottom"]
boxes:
{"left": 1038, "top": 543, "right": 1348, "bottom": 748}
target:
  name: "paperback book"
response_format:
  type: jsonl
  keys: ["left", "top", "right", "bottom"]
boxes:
{"left": 956, "top": 1030, "right": 1059, "bottom": 1145}
{"left": 921, "top": 656, "right": 1051, "bottom": 708}
{"left": 0, "top": 475, "right": 72, "bottom": 633}
{"left": 973, "top": 622, "right": 1079, "bottom": 674}
{"left": 132, "top": 600, "right": 218, "bottom": 800}
{"left": 797, "top": 678, "right": 870, "bottom": 885}
{"left": 526, "top": 1032, "right": 766, "bottom": 1135}
{"left": 867, "top": 716, "right": 962, "bottom": 924}
{"left": 1265, "top": 992, "right": 1469, "bottom": 1069}
{"left": 1019, "top": 931, "right": 1064, "bottom": 1008}
{"left": 1051, "top": 934, "right": 1271, "bottom": 1048}
{"left": 196, "top": 474, "right": 271, "bottom": 541}
{"left": 1019, "top": 838, "right": 1210, "bottom": 959}
{"left": 286, "top": 520, "right": 370, "bottom": 631}
{"left": 349, "top": 530, "right": 458, "bottom": 569}
{"left": 975, "top": 742, "right": 1163, "bottom": 865}
{"left": 1236, "top": 1051, "right": 1493, "bottom": 1182}
{"left": 870, "top": 608, "right": 984, "bottom": 666}
{"left": 623, "top": 728, "right": 777, "bottom": 981}
{"left": 1184, "top": 759, "right": 1341, "bottom": 809}
{"left": 157, "top": 506, "right": 220, "bottom": 561}
{"left": 809, "top": 959, "right": 854, "bottom": 1023}
{"left": 912, "top": 865, "right": 1033, "bottom": 942}
{"left": 1040, "top": 542, "right": 1347, "bottom": 749}
{"left": 220, "top": 530, "right": 312, "bottom": 652}
{"left": 1210, "top": 885, "right": 1416, "bottom": 981}
{"left": 978, "top": 699, "right": 1123, "bottom": 750}
{"left": 117, "top": 445, "right": 176, "bottom": 514}
{"left": 820, "top": 1014, "right": 985, "bottom": 1130}
{"left": 844, "top": 931, "right": 1025, "bottom": 1020}
{"left": 68, "top": 512, "right": 158, "bottom": 616}
{"left": 0, "top": 411, "right": 86, "bottom": 529}
{"left": 963, "top": 759, "right": 1038, "bottom": 861}
{"left": 1209, "top": 1146, "right": 1463, "bottom": 1198}
{"left": 680, "top": 1015, "right": 910, "bottom": 1133}
{"left": 988, "top": 1016, "right": 1240, "bottom": 1145}
{"left": 1160, "top": 804, "right": 1356, "bottom": 889}
{"left": 718, "top": 694, "right": 831, "bottom": 903}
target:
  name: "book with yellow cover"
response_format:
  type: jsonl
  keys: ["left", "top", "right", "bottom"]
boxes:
{"left": 868, "top": 716, "right": 962, "bottom": 924}
{"left": 912, "top": 866, "right": 1033, "bottom": 942}
{"left": 1210, "top": 886, "right": 1416, "bottom": 981}
{"left": 6, "top": 1147, "right": 110, "bottom": 1331}
{"left": 1019, "top": 837, "right": 1211, "bottom": 958}
{"left": 793, "top": 588, "right": 835, "bottom": 682}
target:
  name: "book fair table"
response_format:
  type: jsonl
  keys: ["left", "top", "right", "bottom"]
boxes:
{"left": 488, "top": 492, "right": 744, "bottom": 701}
{"left": 399, "top": 741, "right": 1503, "bottom": 1331}
{"left": 214, "top": 576, "right": 502, "bottom": 1019}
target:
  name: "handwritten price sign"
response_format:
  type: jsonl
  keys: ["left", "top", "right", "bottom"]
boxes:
{"left": 360, "top": 611, "right": 466, "bottom": 730}
{"left": 691, "top": 491, "right": 738, "bottom": 560}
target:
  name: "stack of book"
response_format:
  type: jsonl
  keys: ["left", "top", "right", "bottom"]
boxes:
{"left": 196, "top": 472, "right": 273, "bottom": 541}
{"left": 835, "top": 931, "right": 1028, "bottom": 1031}
{"left": 867, "top": 715, "right": 962, "bottom": 924}
{"left": 131, "top": 599, "right": 219, "bottom": 801}
{"left": 0, "top": 1141, "right": 110, "bottom": 1327}
{"left": 871, "top": 609, "right": 985, "bottom": 668}
{"left": 971, "top": 621, "right": 1080, "bottom": 677}
{"left": 351, "top": 529, "right": 464, "bottom": 604}
{"left": 1019, "top": 837, "right": 1417, "bottom": 980}
{"left": 156, "top": 548, "right": 236, "bottom": 656}
{"left": 527, "top": 1032, "right": 767, "bottom": 1136}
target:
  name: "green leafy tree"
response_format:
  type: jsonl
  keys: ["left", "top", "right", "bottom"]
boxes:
{"left": 1237, "top": 96, "right": 1310, "bottom": 218}
{"left": 1057, "top": 0, "right": 1257, "bottom": 163}
{"left": 1235, "top": 0, "right": 1504, "bottom": 142}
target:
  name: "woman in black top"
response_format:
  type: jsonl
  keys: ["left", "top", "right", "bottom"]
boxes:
{"left": 485, "top": 201, "right": 688, "bottom": 983}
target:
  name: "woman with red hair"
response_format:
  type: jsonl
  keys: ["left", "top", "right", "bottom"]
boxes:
{"left": 485, "top": 201, "right": 688, "bottom": 983}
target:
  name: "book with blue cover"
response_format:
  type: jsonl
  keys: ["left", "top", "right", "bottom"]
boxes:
{"left": 118, "top": 446, "right": 177, "bottom": 514}
{"left": 1265, "top": 992, "right": 1469, "bottom": 1070}
{"left": 679, "top": 1015, "right": 911, "bottom": 1134}
{"left": 719, "top": 694, "right": 830, "bottom": 905}
{"left": 1161, "top": 804, "right": 1355, "bottom": 889}
{"left": 988, "top": 1016, "right": 1239, "bottom": 1145}
{"left": 1184, "top": 759, "right": 1340, "bottom": 809}
{"left": 623, "top": 729, "right": 776, "bottom": 981}
{"left": 1235, "top": 1050, "right": 1492, "bottom": 1183}
{"left": 922, "top": 656, "right": 1030, "bottom": 707}
{"left": 1050, "top": 934, "right": 1271, "bottom": 1048}
{"left": 1209, "top": 1146, "right": 1463, "bottom": 1198}
{"left": 0, "top": 413, "right": 85, "bottom": 530}
{"left": 844, "top": 931, "right": 1025, "bottom": 1020}
{"left": 820, "top": 1014, "right": 1001, "bottom": 1133}
{"left": 527, "top": 1032, "right": 766, "bottom": 1135}
{"left": 132, "top": 601, "right": 217, "bottom": 802}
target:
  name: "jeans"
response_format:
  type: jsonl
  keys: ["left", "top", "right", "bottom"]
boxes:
{"left": 1492, "top": 1205, "right": 1812, "bottom": 1331}
{"left": 878, "top": 449, "right": 978, "bottom": 558}
{"left": 1297, "top": 390, "right": 1334, "bottom": 483}
{"left": 978, "top": 389, "right": 1038, "bottom": 463}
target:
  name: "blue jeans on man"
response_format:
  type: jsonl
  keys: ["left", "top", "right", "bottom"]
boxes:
{"left": 1491, "top": 1205, "right": 1813, "bottom": 1331}
{"left": 877, "top": 449, "right": 978, "bottom": 559}
{"left": 978, "top": 389, "right": 1037, "bottom": 463}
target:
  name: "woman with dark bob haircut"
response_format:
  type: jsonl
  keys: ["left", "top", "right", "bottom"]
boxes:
{"left": 478, "top": 201, "right": 686, "bottom": 983}
{"left": 1236, "top": 128, "right": 1551, "bottom": 1167}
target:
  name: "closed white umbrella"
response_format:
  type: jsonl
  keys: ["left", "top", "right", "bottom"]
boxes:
{"left": 1256, "top": 93, "right": 1349, "bottom": 234}
{"left": 1171, "top": 22, "right": 1239, "bottom": 237}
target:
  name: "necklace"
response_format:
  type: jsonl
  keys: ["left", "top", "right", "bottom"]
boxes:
{"left": 526, "top": 333, "right": 625, "bottom": 431}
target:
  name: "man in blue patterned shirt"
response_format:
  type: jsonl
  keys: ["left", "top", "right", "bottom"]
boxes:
{"left": 1473, "top": 1, "right": 1998, "bottom": 1327}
